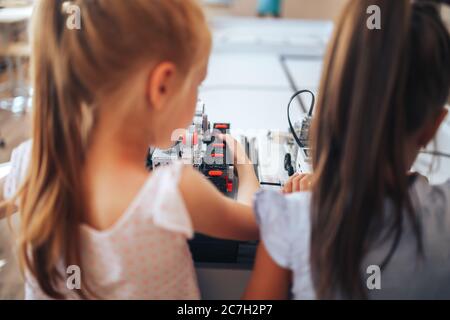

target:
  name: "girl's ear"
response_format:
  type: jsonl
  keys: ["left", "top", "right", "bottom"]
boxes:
{"left": 147, "top": 62, "right": 177, "bottom": 111}
{"left": 418, "top": 108, "right": 448, "bottom": 147}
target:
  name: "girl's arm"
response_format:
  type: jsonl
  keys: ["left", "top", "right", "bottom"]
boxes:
{"left": 283, "top": 173, "right": 313, "bottom": 194}
{"left": 243, "top": 243, "right": 292, "bottom": 300}
{"left": 180, "top": 135, "right": 260, "bottom": 241}
{"left": 180, "top": 166, "right": 259, "bottom": 241}
{"left": 221, "top": 134, "right": 260, "bottom": 206}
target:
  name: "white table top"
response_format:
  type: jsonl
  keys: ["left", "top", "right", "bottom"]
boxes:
{"left": 204, "top": 53, "right": 290, "bottom": 89}
{"left": 210, "top": 17, "right": 333, "bottom": 56}
{"left": 284, "top": 58, "right": 324, "bottom": 90}
{"left": 201, "top": 18, "right": 327, "bottom": 132}
{"left": 200, "top": 88, "right": 294, "bottom": 131}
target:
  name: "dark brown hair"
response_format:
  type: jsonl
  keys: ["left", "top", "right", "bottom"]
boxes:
{"left": 310, "top": 0, "right": 450, "bottom": 299}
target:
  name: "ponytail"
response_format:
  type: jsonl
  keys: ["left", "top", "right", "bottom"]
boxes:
{"left": 18, "top": 0, "right": 90, "bottom": 299}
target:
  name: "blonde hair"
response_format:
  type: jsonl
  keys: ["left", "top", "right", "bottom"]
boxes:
{"left": 8, "top": 0, "right": 208, "bottom": 299}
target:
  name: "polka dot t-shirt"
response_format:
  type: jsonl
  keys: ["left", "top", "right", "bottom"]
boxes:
{"left": 4, "top": 141, "right": 200, "bottom": 300}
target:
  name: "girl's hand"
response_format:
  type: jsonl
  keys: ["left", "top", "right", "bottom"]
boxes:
{"left": 180, "top": 166, "right": 259, "bottom": 241}
{"left": 219, "top": 134, "right": 260, "bottom": 205}
{"left": 219, "top": 134, "right": 252, "bottom": 167}
{"left": 283, "top": 173, "right": 313, "bottom": 194}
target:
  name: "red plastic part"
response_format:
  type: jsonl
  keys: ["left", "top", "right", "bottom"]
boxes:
{"left": 193, "top": 132, "right": 198, "bottom": 145}
{"left": 208, "top": 170, "right": 223, "bottom": 177}
{"left": 214, "top": 124, "right": 229, "bottom": 129}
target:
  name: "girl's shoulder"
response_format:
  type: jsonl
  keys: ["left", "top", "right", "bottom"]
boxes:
{"left": 253, "top": 189, "right": 312, "bottom": 270}
{"left": 116, "top": 160, "right": 194, "bottom": 238}
{"left": 254, "top": 189, "right": 312, "bottom": 227}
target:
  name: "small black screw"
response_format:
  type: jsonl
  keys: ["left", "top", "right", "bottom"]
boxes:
{"left": 0, "top": 138, "right": 6, "bottom": 149}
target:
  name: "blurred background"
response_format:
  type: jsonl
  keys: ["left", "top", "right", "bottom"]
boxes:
{"left": 0, "top": 0, "right": 356, "bottom": 165}
{"left": 0, "top": 0, "right": 449, "bottom": 164}
{"left": 0, "top": 0, "right": 449, "bottom": 300}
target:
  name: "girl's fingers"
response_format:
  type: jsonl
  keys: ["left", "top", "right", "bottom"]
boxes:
{"left": 283, "top": 173, "right": 298, "bottom": 193}
{"left": 286, "top": 180, "right": 293, "bottom": 193}
{"left": 293, "top": 174, "right": 307, "bottom": 192}
{"left": 283, "top": 180, "right": 293, "bottom": 194}
{"left": 292, "top": 175, "right": 300, "bottom": 192}
{"left": 283, "top": 174, "right": 313, "bottom": 193}
{"left": 299, "top": 174, "right": 313, "bottom": 191}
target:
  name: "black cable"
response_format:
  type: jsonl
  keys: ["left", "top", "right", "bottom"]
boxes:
{"left": 287, "top": 89, "right": 316, "bottom": 148}
{"left": 260, "top": 182, "right": 282, "bottom": 187}
{"left": 420, "top": 150, "right": 450, "bottom": 158}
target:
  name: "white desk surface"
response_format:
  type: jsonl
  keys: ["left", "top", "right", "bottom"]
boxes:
{"left": 204, "top": 53, "right": 290, "bottom": 89}
{"left": 200, "top": 89, "right": 293, "bottom": 131}
{"left": 210, "top": 17, "right": 333, "bottom": 56}
{"left": 284, "top": 58, "right": 324, "bottom": 89}
{"left": 201, "top": 18, "right": 327, "bottom": 135}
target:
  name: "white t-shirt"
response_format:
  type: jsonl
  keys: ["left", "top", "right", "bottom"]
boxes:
{"left": 254, "top": 176, "right": 450, "bottom": 299}
{"left": 4, "top": 141, "right": 200, "bottom": 300}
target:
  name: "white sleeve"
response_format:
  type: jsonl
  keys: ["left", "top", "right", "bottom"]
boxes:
{"left": 149, "top": 162, "right": 194, "bottom": 239}
{"left": 253, "top": 190, "right": 294, "bottom": 269}
{"left": 3, "top": 140, "right": 32, "bottom": 200}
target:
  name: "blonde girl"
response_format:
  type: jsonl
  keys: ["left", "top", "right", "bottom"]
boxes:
{"left": 1, "top": 0, "right": 259, "bottom": 300}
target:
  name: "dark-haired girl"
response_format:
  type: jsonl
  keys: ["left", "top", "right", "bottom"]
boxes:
{"left": 245, "top": 0, "right": 450, "bottom": 299}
